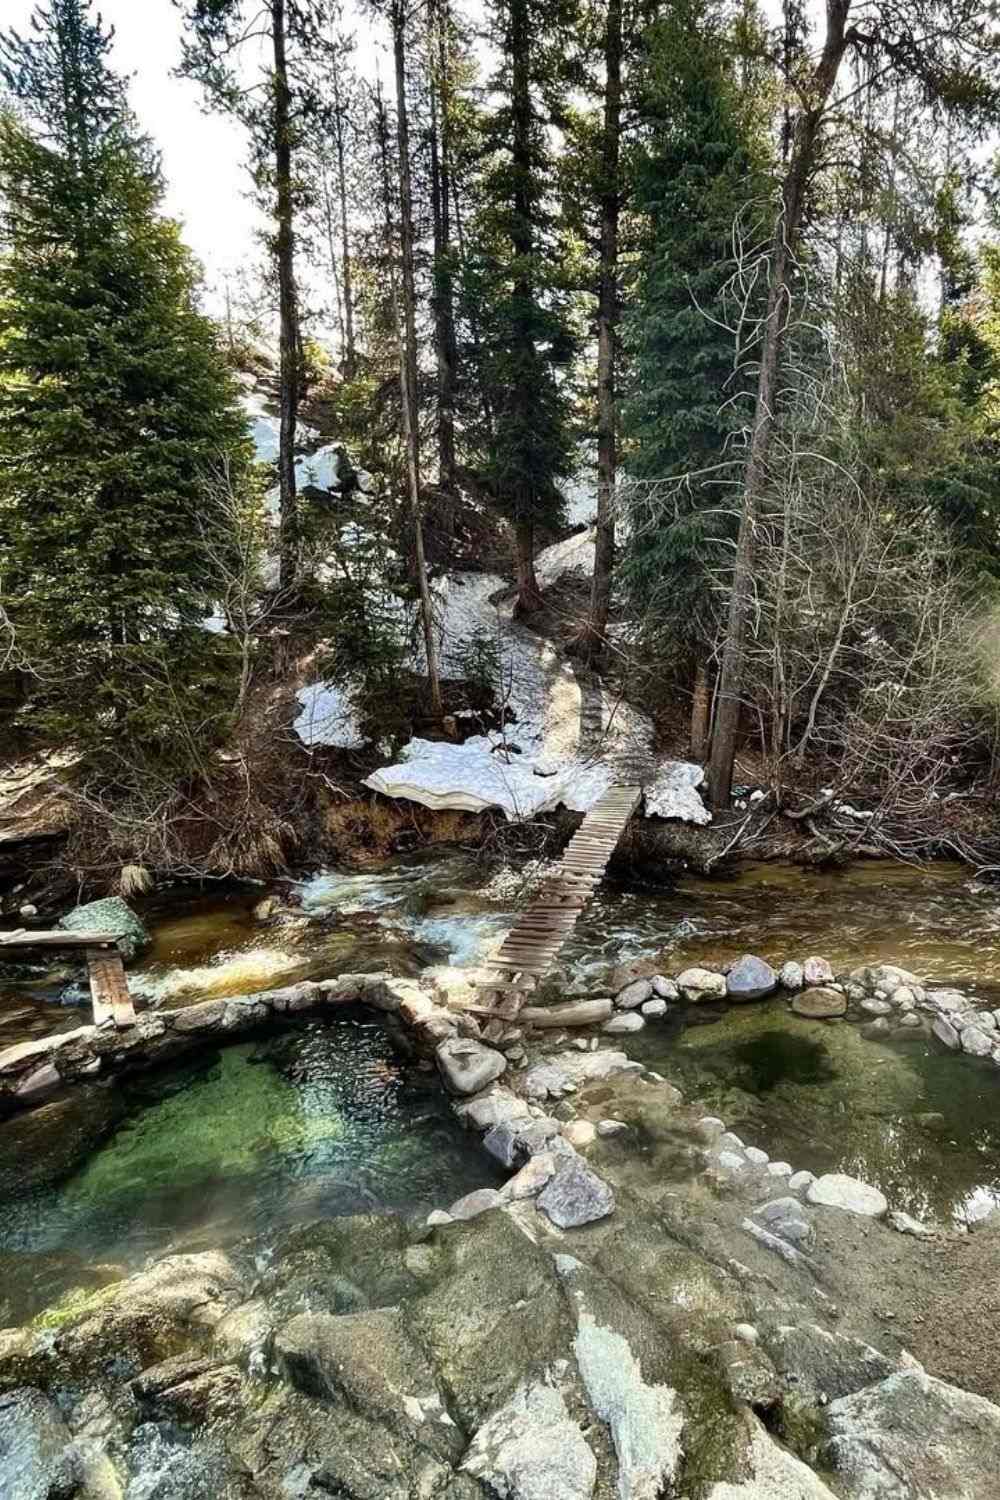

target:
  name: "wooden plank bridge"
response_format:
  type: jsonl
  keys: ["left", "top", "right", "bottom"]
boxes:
{"left": 0, "top": 929, "right": 137, "bottom": 1028}
{"left": 472, "top": 783, "right": 642, "bottom": 1021}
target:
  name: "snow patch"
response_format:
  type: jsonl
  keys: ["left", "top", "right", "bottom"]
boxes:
{"left": 293, "top": 682, "right": 366, "bottom": 750}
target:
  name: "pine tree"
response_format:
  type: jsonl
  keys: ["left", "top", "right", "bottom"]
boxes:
{"left": 619, "top": 1, "right": 769, "bottom": 753}
{"left": 0, "top": 0, "right": 251, "bottom": 760}
{"left": 465, "top": 0, "right": 578, "bottom": 615}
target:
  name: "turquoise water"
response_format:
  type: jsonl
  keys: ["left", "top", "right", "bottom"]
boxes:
{"left": 0, "top": 1014, "right": 498, "bottom": 1323}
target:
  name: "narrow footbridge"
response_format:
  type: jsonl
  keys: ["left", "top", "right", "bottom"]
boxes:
{"left": 473, "top": 783, "right": 642, "bottom": 1021}
{"left": 0, "top": 929, "right": 136, "bottom": 1028}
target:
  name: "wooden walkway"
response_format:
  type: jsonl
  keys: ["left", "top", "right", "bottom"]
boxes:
{"left": 0, "top": 929, "right": 137, "bottom": 1028}
{"left": 472, "top": 784, "right": 642, "bottom": 1021}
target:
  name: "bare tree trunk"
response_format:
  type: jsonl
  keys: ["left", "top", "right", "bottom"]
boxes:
{"left": 578, "top": 0, "right": 622, "bottom": 666}
{"left": 509, "top": 0, "right": 543, "bottom": 615}
{"left": 273, "top": 0, "right": 299, "bottom": 593}
{"left": 514, "top": 519, "right": 544, "bottom": 614}
{"left": 690, "top": 662, "right": 711, "bottom": 762}
{"left": 429, "top": 0, "right": 458, "bottom": 502}
{"left": 392, "top": 3, "right": 443, "bottom": 717}
{"left": 331, "top": 64, "right": 357, "bottom": 379}
{"left": 321, "top": 166, "right": 346, "bottom": 355}
{"left": 707, "top": 0, "right": 852, "bottom": 808}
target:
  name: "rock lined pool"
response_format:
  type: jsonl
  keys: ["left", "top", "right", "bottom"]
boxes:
{"left": 626, "top": 1002, "right": 1000, "bottom": 1227}
{"left": 0, "top": 1012, "right": 499, "bottom": 1325}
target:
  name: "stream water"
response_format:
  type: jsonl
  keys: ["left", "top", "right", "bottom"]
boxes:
{"left": 2, "top": 854, "right": 1000, "bottom": 1323}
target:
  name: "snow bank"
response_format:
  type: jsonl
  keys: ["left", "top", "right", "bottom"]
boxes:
{"left": 293, "top": 682, "right": 366, "bottom": 750}
{"left": 535, "top": 529, "right": 597, "bottom": 588}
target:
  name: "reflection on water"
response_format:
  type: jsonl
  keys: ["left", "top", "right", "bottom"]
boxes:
{"left": 628, "top": 1004, "right": 1000, "bottom": 1227}
{"left": 572, "top": 861, "right": 1000, "bottom": 992}
{"left": 0, "top": 1014, "right": 498, "bottom": 1323}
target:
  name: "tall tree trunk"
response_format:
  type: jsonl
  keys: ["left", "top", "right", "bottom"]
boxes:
{"left": 708, "top": 0, "right": 852, "bottom": 808}
{"left": 273, "top": 0, "right": 299, "bottom": 593}
{"left": 321, "top": 166, "right": 346, "bottom": 356}
{"left": 331, "top": 65, "right": 357, "bottom": 379}
{"left": 452, "top": 172, "right": 494, "bottom": 439}
{"left": 690, "top": 663, "right": 711, "bottom": 762}
{"left": 429, "top": 0, "right": 458, "bottom": 501}
{"left": 579, "top": 0, "right": 622, "bottom": 665}
{"left": 392, "top": 4, "right": 443, "bottom": 717}
{"left": 509, "top": 0, "right": 544, "bottom": 615}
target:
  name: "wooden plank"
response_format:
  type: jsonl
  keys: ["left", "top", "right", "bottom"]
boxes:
{"left": 0, "top": 930, "right": 122, "bottom": 950}
{"left": 86, "top": 949, "right": 136, "bottom": 1029}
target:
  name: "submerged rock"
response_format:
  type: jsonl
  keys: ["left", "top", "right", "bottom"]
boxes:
{"left": 726, "top": 955, "right": 778, "bottom": 1002}
{"left": 59, "top": 895, "right": 150, "bottom": 963}
{"left": 792, "top": 988, "right": 846, "bottom": 1019}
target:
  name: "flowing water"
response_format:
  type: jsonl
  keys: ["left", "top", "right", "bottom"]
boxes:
{"left": 2, "top": 853, "right": 1000, "bottom": 1323}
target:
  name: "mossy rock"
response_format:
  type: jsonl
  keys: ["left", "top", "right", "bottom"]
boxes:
{"left": 59, "top": 896, "right": 150, "bottom": 963}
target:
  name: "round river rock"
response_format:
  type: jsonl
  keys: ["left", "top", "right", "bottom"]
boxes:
{"left": 792, "top": 987, "right": 847, "bottom": 1019}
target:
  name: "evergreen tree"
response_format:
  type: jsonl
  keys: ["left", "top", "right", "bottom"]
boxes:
{"left": 464, "top": 0, "right": 578, "bottom": 615}
{"left": 0, "top": 0, "right": 250, "bottom": 760}
{"left": 618, "top": 1, "right": 769, "bottom": 751}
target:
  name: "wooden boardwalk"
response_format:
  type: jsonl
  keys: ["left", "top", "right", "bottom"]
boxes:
{"left": 472, "top": 784, "right": 642, "bottom": 1021}
{"left": 0, "top": 929, "right": 136, "bottom": 1028}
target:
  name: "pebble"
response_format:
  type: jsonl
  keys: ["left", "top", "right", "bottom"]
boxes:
{"left": 596, "top": 1119, "right": 628, "bottom": 1136}
{"left": 641, "top": 998, "right": 667, "bottom": 1018}
{"left": 562, "top": 1120, "right": 596, "bottom": 1149}
{"left": 767, "top": 1161, "right": 793, "bottom": 1177}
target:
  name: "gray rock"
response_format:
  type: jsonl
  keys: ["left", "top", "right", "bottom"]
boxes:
{"left": 456, "top": 1087, "right": 531, "bottom": 1131}
{"left": 522, "top": 1062, "right": 573, "bottom": 1100}
{"left": 436, "top": 1037, "right": 507, "bottom": 1096}
{"left": 650, "top": 975, "right": 679, "bottom": 1000}
{"left": 932, "top": 1016, "right": 960, "bottom": 1050}
{"left": 792, "top": 987, "right": 846, "bottom": 1018}
{"left": 864, "top": 963, "right": 921, "bottom": 993}
{"left": 426, "top": 1210, "right": 453, "bottom": 1228}
{"left": 754, "top": 1197, "right": 815, "bottom": 1250}
{"left": 803, "top": 956, "right": 835, "bottom": 986}
{"left": 0, "top": 1388, "right": 81, "bottom": 1500}
{"left": 538, "top": 1159, "right": 615, "bottom": 1228}
{"left": 448, "top": 1188, "right": 505, "bottom": 1221}
{"left": 825, "top": 1368, "right": 1000, "bottom": 1499}
{"left": 59, "top": 895, "right": 150, "bottom": 962}
{"left": 462, "top": 1380, "right": 596, "bottom": 1500}
{"left": 677, "top": 967, "right": 727, "bottom": 1002}
{"left": 763, "top": 1323, "right": 895, "bottom": 1403}
{"left": 745, "top": 1146, "right": 770, "bottom": 1167}
{"left": 897, "top": 1012, "right": 922, "bottom": 1029}
{"left": 860, "top": 998, "right": 892, "bottom": 1016}
{"left": 553, "top": 1049, "right": 642, "bottom": 1087}
{"left": 924, "top": 987, "right": 966, "bottom": 1014}
{"left": 641, "top": 998, "right": 667, "bottom": 1018}
{"left": 807, "top": 1173, "right": 887, "bottom": 1218}
{"left": 596, "top": 1119, "right": 628, "bottom": 1137}
{"left": 779, "top": 961, "right": 805, "bottom": 992}
{"left": 603, "top": 1012, "right": 644, "bottom": 1034}
{"left": 500, "top": 1153, "right": 557, "bottom": 1201}
{"left": 726, "top": 955, "right": 778, "bottom": 1002}
{"left": 767, "top": 1161, "right": 793, "bottom": 1178}
{"left": 961, "top": 1024, "right": 993, "bottom": 1057}
{"left": 718, "top": 1151, "right": 746, "bottom": 1172}
{"left": 483, "top": 1120, "right": 526, "bottom": 1168}
{"left": 616, "top": 978, "right": 653, "bottom": 1010}
{"left": 706, "top": 1411, "right": 838, "bottom": 1498}
{"left": 788, "top": 1170, "right": 816, "bottom": 1194}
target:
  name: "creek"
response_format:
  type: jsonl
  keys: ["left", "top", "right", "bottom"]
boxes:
{"left": 2, "top": 853, "right": 1000, "bottom": 1324}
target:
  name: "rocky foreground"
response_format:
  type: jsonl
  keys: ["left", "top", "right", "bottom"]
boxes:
{"left": 4, "top": 952, "right": 1000, "bottom": 1497}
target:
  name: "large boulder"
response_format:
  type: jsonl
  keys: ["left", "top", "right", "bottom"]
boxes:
{"left": 436, "top": 1037, "right": 507, "bottom": 1095}
{"left": 762, "top": 1323, "right": 895, "bottom": 1403}
{"left": 726, "top": 955, "right": 778, "bottom": 1002}
{"left": 59, "top": 896, "right": 150, "bottom": 963}
{"left": 825, "top": 1368, "right": 1000, "bottom": 1498}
